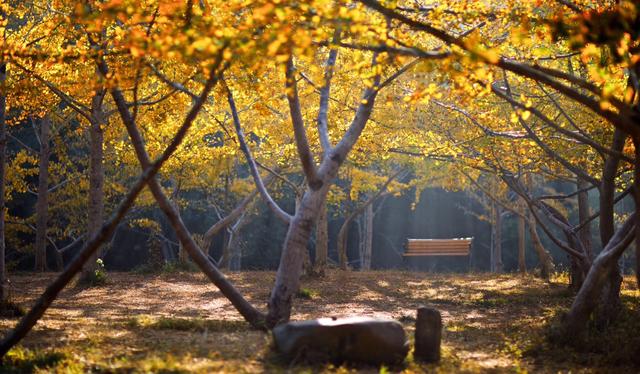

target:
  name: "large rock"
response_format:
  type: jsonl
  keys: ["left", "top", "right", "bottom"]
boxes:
{"left": 272, "top": 316, "right": 409, "bottom": 365}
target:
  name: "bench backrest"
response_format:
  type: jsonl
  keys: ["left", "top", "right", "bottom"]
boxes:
{"left": 404, "top": 238, "right": 472, "bottom": 257}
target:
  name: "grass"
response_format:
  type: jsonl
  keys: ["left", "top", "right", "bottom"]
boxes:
{"left": 0, "top": 270, "right": 637, "bottom": 373}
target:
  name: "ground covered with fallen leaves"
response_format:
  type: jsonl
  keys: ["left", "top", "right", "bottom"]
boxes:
{"left": 0, "top": 270, "right": 638, "bottom": 373}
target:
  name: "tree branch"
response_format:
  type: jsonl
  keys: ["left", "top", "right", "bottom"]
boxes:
{"left": 317, "top": 28, "right": 341, "bottom": 155}
{"left": 285, "top": 57, "right": 322, "bottom": 189}
{"left": 224, "top": 79, "right": 292, "bottom": 224}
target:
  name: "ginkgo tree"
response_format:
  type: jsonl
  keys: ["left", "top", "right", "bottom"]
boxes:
{"left": 1, "top": 0, "right": 638, "bottom": 355}
{"left": 351, "top": 0, "right": 639, "bottom": 340}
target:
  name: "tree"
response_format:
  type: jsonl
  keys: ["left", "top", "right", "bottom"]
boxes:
{"left": 33, "top": 115, "right": 50, "bottom": 272}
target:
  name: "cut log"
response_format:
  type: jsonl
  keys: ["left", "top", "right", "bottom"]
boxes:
{"left": 414, "top": 307, "right": 442, "bottom": 363}
{"left": 272, "top": 316, "right": 409, "bottom": 365}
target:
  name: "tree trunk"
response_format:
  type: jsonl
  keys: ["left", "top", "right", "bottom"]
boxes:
{"left": 600, "top": 129, "right": 626, "bottom": 247}
{"left": 220, "top": 230, "right": 231, "bottom": 269}
{"left": 314, "top": 200, "right": 328, "bottom": 276}
{"left": 577, "top": 175, "right": 592, "bottom": 259}
{"left": 527, "top": 214, "right": 554, "bottom": 279}
{"left": 52, "top": 249, "right": 63, "bottom": 271}
{"left": 491, "top": 203, "right": 503, "bottom": 273}
{"left": 34, "top": 116, "right": 51, "bottom": 272}
{"left": 361, "top": 203, "right": 373, "bottom": 271}
{"left": 517, "top": 205, "right": 526, "bottom": 273}
{"left": 0, "top": 62, "right": 7, "bottom": 302}
{"left": 338, "top": 191, "right": 351, "bottom": 271}
{"left": 267, "top": 186, "right": 329, "bottom": 327}
{"left": 81, "top": 107, "right": 105, "bottom": 281}
{"left": 296, "top": 194, "right": 313, "bottom": 275}
{"left": 560, "top": 213, "right": 634, "bottom": 342}
{"left": 228, "top": 213, "right": 250, "bottom": 271}
{"left": 228, "top": 231, "right": 241, "bottom": 271}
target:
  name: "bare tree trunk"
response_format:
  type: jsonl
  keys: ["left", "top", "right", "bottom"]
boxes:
{"left": 34, "top": 116, "right": 51, "bottom": 272}
{"left": 220, "top": 231, "right": 231, "bottom": 269}
{"left": 228, "top": 213, "right": 250, "bottom": 271}
{"left": 0, "top": 62, "right": 7, "bottom": 302}
{"left": 314, "top": 200, "right": 328, "bottom": 276}
{"left": 267, "top": 186, "right": 329, "bottom": 326}
{"left": 592, "top": 129, "right": 627, "bottom": 322}
{"left": 81, "top": 94, "right": 105, "bottom": 281}
{"left": 361, "top": 203, "right": 373, "bottom": 271}
{"left": 577, "top": 175, "right": 592, "bottom": 259}
{"left": 491, "top": 202, "right": 503, "bottom": 273}
{"left": 600, "top": 129, "right": 626, "bottom": 247}
{"left": 517, "top": 204, "right": 526, "bottom": 273}
{"left": 338, "top": 190, "right": 352, "bottom": 271}
{"left": 296, "top": 194, "right": 313, "bottom": 275}
{"left": 52, "top": 249, "right": 63, "bottom": 271}
{"left": 527, "top": 214, "right": 554, "bottom": 279}
{"left": 560, "top": 213, "right": 635, "bottom": 342}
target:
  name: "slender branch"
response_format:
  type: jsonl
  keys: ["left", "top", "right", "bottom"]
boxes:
{"left": 328, "top": 41, "right": 450, "bottom": 59}
{"left": 432, "top": 99, "right": 528, "bottom": 139}
{"left": 317, "top": 28, "right": 341, "bottom": 155}
{"left": 493, "top": 79, "right": 600, "bottom": 186}
{"left": 148, "top": 63, "right": 198, "bottom": 99}
{"left": 13, "top": 62, "right": 92, "bottom": 122}
{"left": 537, "top": 184, "right": 596, "bottom": 201}
{"left": 224, "top": 79, "right": 292, "bottom": 224}
{"left": 255, "top": 161, "right": 301, "bottom": 195}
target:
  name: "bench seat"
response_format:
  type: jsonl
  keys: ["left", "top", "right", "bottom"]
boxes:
{"left": 403, "top": 238, "right": 472, "bottom": 257}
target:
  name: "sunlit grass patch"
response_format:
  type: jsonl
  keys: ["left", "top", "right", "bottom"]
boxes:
{"left": 125, "top": 315, "right": 251, "bottom": 333}
{"left": 296, "top": 287, "right": 320, "bottom": 300}
{"left": 1, "top": 347, "right": 84, "bottom": 373}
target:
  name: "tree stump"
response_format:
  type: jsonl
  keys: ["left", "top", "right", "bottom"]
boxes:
{"left": 414, "top": 307, "right": 442, "bottom": 363}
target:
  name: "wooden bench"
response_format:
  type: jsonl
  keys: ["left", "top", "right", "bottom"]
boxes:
{"left": 403, "top": 238, "right": 473, "bottom": 257}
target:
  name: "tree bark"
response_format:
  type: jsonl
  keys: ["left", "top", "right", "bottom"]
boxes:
{"left": 34, "top": 116, "right": 51, "bottom": 272}
{"left": 560, "top": 213, "right": 635, "bottom": 342}
{"left": 527, "top": 213, "right": 554, "bottom": 279}
{"left": 228, "top": 212, "right": 250, "bottom": 271}
{"left": 590, "top": 129, "right": 627, "bottom": 320}
{"left": 491, "top": 202, "right": 503, "bottom": 273}
{"left": 577, "top": 175, "right": 592, "bottom": 259}
{"left": 0, "top": 62, "right": 7, "bottom": 302}
{"left": 267, "top": 185, "right": 329, "bottom": 326}
{"left": 517, "top": 204, "right": 526, "bottom": 273}
{"left": 81, "top": 92, "right": 106, "bottom": 281}
{"left": 360, "top": 203, "right": 373, "bottom": 271}
{"left": 600, "top": 130, "right": 626, "bottom": 246}
{"left": 314, "top": 200, "right": 328, "bottom": 276}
